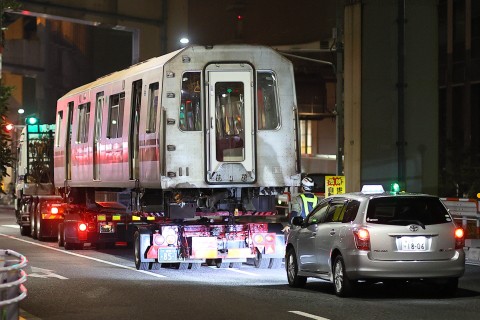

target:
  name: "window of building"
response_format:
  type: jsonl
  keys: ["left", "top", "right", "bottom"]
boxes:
{"left": 257, "top": 71, "right": 280, "bottom": 130}
{"left": 146, "top": 83, "right": 159, "bottom": 133}
{"left": 180, "top": 72, "right": 202, "bottom": 131}
{"left": 76, "top": 103, "right": 90, "bottom": 143}
{"left": 107, "top": 93, "right": 125, "bottom": 138}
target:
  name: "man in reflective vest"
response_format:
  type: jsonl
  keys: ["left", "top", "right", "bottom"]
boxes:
{"left": 282, "top": 176, "right": 319, "bottom": 232}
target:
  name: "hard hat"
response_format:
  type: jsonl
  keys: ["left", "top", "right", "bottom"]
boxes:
{"left": 301, "top": 177, "right": 314, "bottom": 192}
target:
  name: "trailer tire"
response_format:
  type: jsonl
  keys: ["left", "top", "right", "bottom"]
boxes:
{"left": 253, "top": 248, "right": 270, "bottom": 269}
{"left": 134, "top": 230, "right": 149, "bottom": 270}
{"left": 58, "top": 223, "right": 64, "bottom": 247}
{"left": 64, "top": 241, "right": 76, "bottom": 250}
{"left": 189, "top": 263, "right": 201, "bottom": 270}
{"left": 269, "top": 258, "right": 283, "bottom": 269}
{"left": 176, "top": 262, "right": 189, "bottom": 270}
{"left": 230, "top": 262, "right": 242, "bottom": 268}
{"left": 29, "top": 203, "right": 37, "bottom": 239}
{"left": 150, "top": 263, "right": 162, "bottom": 270}
{"left": 20, "top": 225, "right": 30, "bottom": 236}
{"left": 36, "top": 203, "right": 46, "bottom": 241}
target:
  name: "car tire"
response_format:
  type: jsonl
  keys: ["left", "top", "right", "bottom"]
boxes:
{"left": 333, "top": 255, "right": 355, "bottom": 297}
{"left": 20, "top": 225, "right": 30, "bottom": 236}
{"left": 286, "top": 247, "right": 307, "bottom": 288}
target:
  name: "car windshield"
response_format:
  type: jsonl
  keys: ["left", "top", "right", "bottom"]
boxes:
{"left": 365, "top": 196, "right": 451, "bottom": 226}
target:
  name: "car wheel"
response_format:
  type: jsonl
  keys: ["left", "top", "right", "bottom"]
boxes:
{"left": 286, "top": 247, "right": 307, "bottom": 288}
{"left": 134, "top": 231, "right": 149, "bottom": 270}
{"left": 333, "top": 255, "right": 354, "bottom": 297}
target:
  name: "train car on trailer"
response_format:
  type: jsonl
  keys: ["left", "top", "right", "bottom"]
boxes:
{"left": 54, "top": 44, "right": 301, "bottom": 269}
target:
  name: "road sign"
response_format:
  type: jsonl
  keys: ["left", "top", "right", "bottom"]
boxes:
{"left": 325, "top": 175, "right": 345, "bottom": 197}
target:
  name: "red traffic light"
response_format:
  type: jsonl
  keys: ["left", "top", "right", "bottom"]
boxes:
{"left": 3, "top": 123, "right": 14, "bottom": 132}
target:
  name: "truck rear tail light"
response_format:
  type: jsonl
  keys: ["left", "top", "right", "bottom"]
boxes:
{"left": 454, "top": 227, "right": 465, "bottom": 249}
{"left": 253, "top": 234, "right": 264, "bottom": 245}
{"left": 353, "top": 228, "right": 370, "bottom": 250}
{"left": 50, "top": 207, "right": 59, "bottom": 214}
{"left": 77, "top": 223, "right": 88, "bottom": 241}
{"left": 153, "top": 233, "right": 165, "bottom": 246}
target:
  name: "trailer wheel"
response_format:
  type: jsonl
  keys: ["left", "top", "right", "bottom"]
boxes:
{"left": 230, "top": 262, "right": 242, "bottom": 268}
{"left": 215, "top": 260, "right": 230, "bottom": 268}
{"left": 134, "top": 230, "right": 149, "bottom": 270}
{"left": 253, "top": 248, "right": 270, "bottom": 269}
{"left": 189, "top": 263, "right": 201, "bottom": 270}
{"left": 64, "top": 241, "right": 76, "bottom": 250}
{"left": 29, "top": 203, "right": 37, "bottom": 239}
{"left": 269, "top": 258, "right": 283, "bottom": 269}
{"left": 36, "top": 203, "right": 46, "bottom": 241}
{"left": 20, "top": 225, "right": 30, "bottom": 236}
{"left": 175, "top": 262, "right": 189, "bottom": 270}
{"left": 57, "top": 223, "right": 64, "bottom": 247}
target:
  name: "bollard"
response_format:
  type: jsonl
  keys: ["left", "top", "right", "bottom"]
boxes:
{"left": 0, "top": 250, "right": 28, "bottom": 320}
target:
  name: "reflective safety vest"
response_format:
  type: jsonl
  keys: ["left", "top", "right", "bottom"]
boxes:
{"left": 299, "top": 193, "right": 318, "bottom": 218}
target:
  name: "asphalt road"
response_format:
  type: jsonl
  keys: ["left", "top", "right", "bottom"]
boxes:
{"left": 1, "top": 205, "right": 479, "bottom": 320}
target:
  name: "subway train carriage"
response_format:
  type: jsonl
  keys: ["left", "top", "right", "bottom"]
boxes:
{"left": 54, "top": 44, "right": 301, "bottom": 218}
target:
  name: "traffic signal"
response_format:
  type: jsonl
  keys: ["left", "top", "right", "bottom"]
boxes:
{"left": 25, "top": 116, "right": 38, "bottom": 125}
{"left": 5, "top": 123, "right": 14, "bottom": 131}
{"left": 2, "top": 122, "right": 14, "bottom": 132}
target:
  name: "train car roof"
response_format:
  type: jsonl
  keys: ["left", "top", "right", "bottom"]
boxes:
{"left": 58, "top": 44, "right": 283, "bottom": 101}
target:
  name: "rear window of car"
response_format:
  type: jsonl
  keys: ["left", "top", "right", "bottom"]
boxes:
{"left": 365, "top": 196, "right": 452, "bottom": 225}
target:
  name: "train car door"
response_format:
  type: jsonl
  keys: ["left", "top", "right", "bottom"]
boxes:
{"left": 93, "top": 92, "right": 104, "bottom": 180}
{"left": 205, "top": 64, "right": 255, "bottom": 184}
{"left": 66, "top": 102, "right": 74, "bottom": 180}
{"left": 129, "top": 80, "right": 142, "bottom": 180}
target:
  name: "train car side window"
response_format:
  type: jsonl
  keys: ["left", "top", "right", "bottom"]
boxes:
{"left": 107, "top": 93, "right": 125, "bottom": 138}
{"left": 55, "top": 110, "right": 63, "bottom": 147}
{"left": 76, "top": 103, "right": 90, "bottom": 143}
{"left": 180, "top": 72, "right": 201, "bottom": 131}
{"left": 257, "top": 71, "right": 280, "bottom": 130}
{"left": 146, "top": 83, "right": 159, "bottom": 133}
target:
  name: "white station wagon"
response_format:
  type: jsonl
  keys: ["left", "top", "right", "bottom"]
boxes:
{"left": 285, "top": 185, "right": 465, "bottom": 297}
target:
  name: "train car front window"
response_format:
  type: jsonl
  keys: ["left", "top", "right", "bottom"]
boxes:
{"left": 215, "top": 82, "right": 245, "bottom": 162}
{"left": 257, "top": 71, "right": 280, "bottom": 130}
{"left": 180, "top": 72, "right": 201, "bottom": 131}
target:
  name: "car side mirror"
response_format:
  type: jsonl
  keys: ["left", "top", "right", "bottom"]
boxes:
{"left": 292, "top": 216, "right": 304, "bottom": 226}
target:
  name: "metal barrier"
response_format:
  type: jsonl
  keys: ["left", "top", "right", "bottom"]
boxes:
{"left": 0, "top": 250, "right": 28, "bottom": 320}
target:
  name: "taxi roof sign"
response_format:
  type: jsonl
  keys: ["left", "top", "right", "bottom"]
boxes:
{"left": 361, "top": 185, "right": 385, "bottom": 194}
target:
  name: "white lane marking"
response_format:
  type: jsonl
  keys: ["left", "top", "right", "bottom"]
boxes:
{"left": 0, "top": 233, "right": 166, "bottom": 279}
{"left": 208, "top": 266, "right": 260, "bottom": 276}
{"left": 29, "top": 266, "right": 69, "bottom": 280}
{"left": 1, "top": 225, "right": 20, "bottom": 228}
{"left": 289, "top": 311, "right": 331, "bottom": 320}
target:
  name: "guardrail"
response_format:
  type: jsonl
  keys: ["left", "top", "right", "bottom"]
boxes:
{"left": 0, "top": 250, "right": 28, "bottom": 320}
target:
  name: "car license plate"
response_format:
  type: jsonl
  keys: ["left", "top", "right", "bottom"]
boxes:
{"left": 99, "top": 222, "right": 114, "bottom": 233}
{"left": 158, "top": 248, "right": 178, "bottom": 262}
{"left": 401, "top": 236, "right": 427, "bottom": 251}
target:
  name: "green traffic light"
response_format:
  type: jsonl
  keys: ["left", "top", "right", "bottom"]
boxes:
{"left": 26, "top": 117, "right": 38, "bottom": 125}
